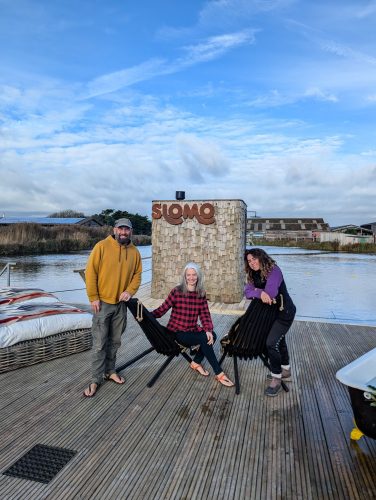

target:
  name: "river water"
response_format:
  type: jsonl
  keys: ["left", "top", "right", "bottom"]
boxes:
{"left": 1, "top": 246, "right": 375, "bottom": 326}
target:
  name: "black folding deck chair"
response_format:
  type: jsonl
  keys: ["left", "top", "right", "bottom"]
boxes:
{"left": 219, "top": 298, "right": 289, "bottom": 395}
{"left": 116, "top": 298, "right": 193, "bottom": 387}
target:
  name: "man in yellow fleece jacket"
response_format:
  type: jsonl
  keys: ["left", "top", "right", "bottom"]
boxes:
{"left": 83, "top": 218, "right": 142, "bottom": 397}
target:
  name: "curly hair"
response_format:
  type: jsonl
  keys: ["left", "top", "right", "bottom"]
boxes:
{"left": 244, "top": 248, "right": 276, "bottom": 284}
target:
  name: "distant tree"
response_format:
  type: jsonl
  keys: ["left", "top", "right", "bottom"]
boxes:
{"left": 92, "top": 209, "right": 151, "bottom": 235}
{"left": 48, "top": 209, "right": 85, "bottom": 218}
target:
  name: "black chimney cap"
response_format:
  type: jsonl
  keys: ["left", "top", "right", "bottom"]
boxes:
{"left": 176, "top": 191, "right": 185, "bottom": 200}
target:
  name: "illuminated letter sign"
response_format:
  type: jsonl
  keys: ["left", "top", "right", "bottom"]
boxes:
{"left": 152, "top": 202, "right": 215, "bottom": 225}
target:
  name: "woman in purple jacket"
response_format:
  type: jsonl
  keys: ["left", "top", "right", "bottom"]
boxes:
{"left": 244, "top": 248, "right": 296, "bottom": 396}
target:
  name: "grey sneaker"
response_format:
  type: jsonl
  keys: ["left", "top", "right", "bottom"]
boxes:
{"left": 265, "top": 378, "right": 282, "bottom": 397}
{"left": 266, "top": 368, "right": 291, "bottom": 382}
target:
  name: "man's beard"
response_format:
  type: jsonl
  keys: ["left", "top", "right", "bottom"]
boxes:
{"left": 115, "top": 234, "right": 131, "bottom": 245}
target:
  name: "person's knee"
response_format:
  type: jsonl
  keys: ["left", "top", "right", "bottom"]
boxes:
{"left": 111, "top": 338, "right": 121, "bottom": 349}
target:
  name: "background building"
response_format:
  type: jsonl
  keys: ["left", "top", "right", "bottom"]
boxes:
{"left": 247, "top": 217, "right": 329, "bottom": 243}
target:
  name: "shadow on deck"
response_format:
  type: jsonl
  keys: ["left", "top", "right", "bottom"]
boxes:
{"left": 0, "top": 313, "right": 375, "bottom": 499}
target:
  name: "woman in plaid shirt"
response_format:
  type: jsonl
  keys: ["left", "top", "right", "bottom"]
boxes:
{"left": 152, "top": 262, "right": 234, "bottom": 387}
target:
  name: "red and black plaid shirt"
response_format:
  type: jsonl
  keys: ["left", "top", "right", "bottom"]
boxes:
{"left": 152, "top": 287, "right": 213, "bottom": 333}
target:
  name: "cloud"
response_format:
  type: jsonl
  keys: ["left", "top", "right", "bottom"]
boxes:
{"left": 355, "top": 1, "right": 376, "bottom": 19}
{"left": 1, "top": 1, "right": 376, "bottom": 227}
{"left": 85, "top": 59, "right": 169, "bottom": 99}
{"left": 304, "top": 87, "right": 337, "bottom": 102}
{"left": 158, "top": 0, "right": 294, "bottom": 39}
{"left": 84, "top": 31, "right": 255, "bottom": 99}
{"left": 176, "top": 133, "right": 230, "bottom": 182}
{"left": 318, "top": 39, "right": 376, "bottom": 66}
{"left": 180, "top": 30, "right": 256, "bottom": 64}
{"left": 197, "top": 0, "right": 295, "bottom": 27}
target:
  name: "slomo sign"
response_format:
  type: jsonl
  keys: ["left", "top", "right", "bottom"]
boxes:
{"left": 152, "top": 202, "right": 215, "bottom": 225}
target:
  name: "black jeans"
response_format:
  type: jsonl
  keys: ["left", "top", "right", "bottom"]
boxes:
{"left": 266, "top": 309, "right": 295, "bottom": 375}
{"left": 174, "top": 330, "right": 222, "bottom": 375}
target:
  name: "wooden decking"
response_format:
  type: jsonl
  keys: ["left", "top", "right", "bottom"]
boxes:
{"left": 0, "top": 313, "right": 375, "bottom": 499}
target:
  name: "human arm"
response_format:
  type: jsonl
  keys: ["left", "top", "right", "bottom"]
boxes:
{"left": 263, "top": 266, "right": 283, "bottom": 299}
{"left": 244, "top": 266, "right": 283, "bottom": 303}
{"left": 244, "top": 282, "right": 262, "bottom": 300}
{"left": 85, "top": 245, "right": 101, "bottom": 303}
{"left": 151, "top": 289, "right": 175, "bottom": 318}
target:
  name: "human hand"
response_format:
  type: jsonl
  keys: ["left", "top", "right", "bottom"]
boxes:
{"left": 260, "top": 291, "right": 272, "bottom": 305}
{"left": 206, "top": 332, "right": 214, "bottom": 345}
{"left": 119, "top": 291, "right": 132, "bottom": 302}
{"left": 91, "top": 300, "right": 101, "bottom": 313}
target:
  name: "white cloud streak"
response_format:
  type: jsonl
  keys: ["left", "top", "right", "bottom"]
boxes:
{"left": 84, "top": 30, "right": 255, "bottom": 98}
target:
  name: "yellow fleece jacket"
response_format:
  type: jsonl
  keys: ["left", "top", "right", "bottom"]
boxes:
{"left": 85, "top": 235, "right": 142, "bottom": 304}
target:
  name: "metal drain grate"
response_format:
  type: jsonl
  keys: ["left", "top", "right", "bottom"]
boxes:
{"left": 3, "top": 444, "right": 77, "bottom": 484}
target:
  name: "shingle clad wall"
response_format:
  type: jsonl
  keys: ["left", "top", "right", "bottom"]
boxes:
{"left": 151, "top": 199, "right": 247, "bottom": 303}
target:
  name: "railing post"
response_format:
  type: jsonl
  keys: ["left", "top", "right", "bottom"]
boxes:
{"left": 7, "top": 263, "right": 14, "bottom": 286}
{"left": 0, "top": 262, "right": 16, "bottom": 286}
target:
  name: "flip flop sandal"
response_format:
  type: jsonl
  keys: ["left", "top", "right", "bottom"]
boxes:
{"left": 215, "top": 373, "right": 235, "bottom": 387}
{"left": 105, "top": 373, "right": 125, "bottom": 384}
{"left": 83, "top": 383, "right": 99, "bottom": 398}
{"left": 190, "top": 362, "right": 209, "bottom": 376}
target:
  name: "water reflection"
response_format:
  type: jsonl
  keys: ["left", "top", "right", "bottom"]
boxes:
{"left": 1, "top": 246, "right": 375, "bottom": 326}
{"left": 0, "top": 247, "right": 152, "bottom": 305}
{"left": 270, "top": 252, "right": 376, "bottom": 325}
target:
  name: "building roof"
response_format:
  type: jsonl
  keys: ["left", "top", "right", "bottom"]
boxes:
{"left": 247, "top": 217, "right": 330, "bottom": 232}
{"left": 0, "top": 217, "right": 85, "bottom": 225}
{"left": 331, "top": 224, "right": 373, "bottom": 234}
{"left": 0, "top": 216, "right": 105, "bottom": 226}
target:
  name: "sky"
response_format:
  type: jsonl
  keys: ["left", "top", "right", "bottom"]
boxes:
{"left": 1, "top": 0, "right": 376, "bottom": 226}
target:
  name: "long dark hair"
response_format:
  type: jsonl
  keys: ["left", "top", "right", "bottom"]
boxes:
{"left": 244, "top": 248, "right": 276, "bottom": 284}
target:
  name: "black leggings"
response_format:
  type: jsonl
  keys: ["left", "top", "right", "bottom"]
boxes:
{"left": 266, "top": 312, "right": 295, "bottom": 375}
{"left": 174, "top": 330, "right": 222, "bottom": 375}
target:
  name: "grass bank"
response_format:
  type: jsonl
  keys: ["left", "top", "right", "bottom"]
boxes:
{"left": 0, "top": 224, "right": 151, "bottom": 256}
{"left": 250, "top": 238, "right": 376, "bottom": 254}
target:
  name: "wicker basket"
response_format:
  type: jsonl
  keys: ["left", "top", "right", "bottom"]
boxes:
{"left": 0, "top": 328, "right": 92, "bottom": 373}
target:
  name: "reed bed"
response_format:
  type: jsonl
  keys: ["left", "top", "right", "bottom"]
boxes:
{"left": 0, "top": 223, "right": 151, "bottom": 256}
{"left": 252, "top": 238, "right": 376, "bottom": 254}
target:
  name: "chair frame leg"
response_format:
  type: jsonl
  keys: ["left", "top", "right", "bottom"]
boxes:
{"left": 233, "top": 355, "right": 240, "bottom": 395}
{"left": 147, "top": 355, "right": 175, "bottom": 387}
{"left": 218, "top": 352, "right": 226, "bottom": 365}
{"left": 117, "top": 347, "right": 155, "bottom": 372}
{"left": 281, "top": 380, "right": 289, "bottom": 392}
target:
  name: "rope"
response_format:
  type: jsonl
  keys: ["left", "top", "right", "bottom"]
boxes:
{"left": 136, "top": 300, "right": 143, "bottom": 322}
{"left": 271, "top": 294, "right": 284, "bottom": 311}
{"left": 279, "top": 293, "right": 284, "bottom": 311}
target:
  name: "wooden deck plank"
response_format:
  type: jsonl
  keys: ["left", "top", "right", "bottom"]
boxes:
{"left": 0, "top": 315, "right": 375, "bottom": 500}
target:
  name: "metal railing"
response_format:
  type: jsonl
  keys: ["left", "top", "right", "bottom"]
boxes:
{"left": 0, "top": 262, "right": 17, "bottom": 286}
{"left": 72, "top": 256, "right": 152, "bottom": 288}
{"left": 0, "top": 255, "right": 151, "bottom": 292}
